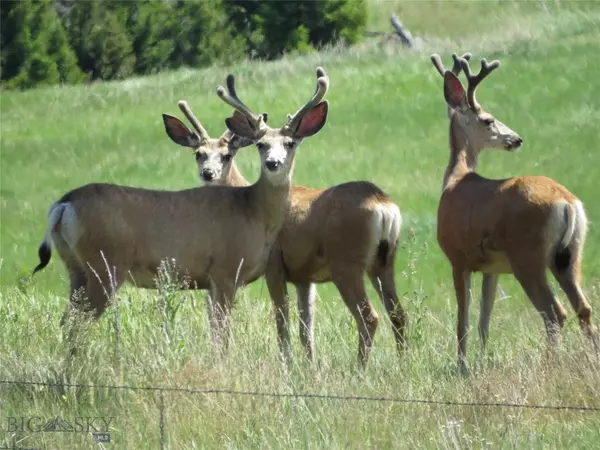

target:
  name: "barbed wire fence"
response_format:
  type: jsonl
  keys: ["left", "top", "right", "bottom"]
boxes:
{"left": 1, "top": 379, "right": 599, "bottom": 450}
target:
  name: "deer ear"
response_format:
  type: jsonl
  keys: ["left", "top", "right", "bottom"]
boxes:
{"left": 220, "top": 129, "right": 254, "bottom": 151}
{"left": 229, "top": 134, "right": 254, "bottom": 150}
{"left": 163, "top": 114, "right": 201, "bottom": 148}
{"left": 225, "top": 110, "right": 257, "bottom": 140}
{"left": 295, "top": 101, "right": 328, "bottom": 138}
{"left": 443, "top": 72, "right": 468, "bottom": 111}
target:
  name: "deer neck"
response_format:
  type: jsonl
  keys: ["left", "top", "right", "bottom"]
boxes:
{"left": 249, "top": 169, "right": 292, "bottom": 230}
{"left": 442, "top": 113, "right": 479, "bottom": 192}
{"left": 225, "top": 161, "right": 250, "bottom": 187}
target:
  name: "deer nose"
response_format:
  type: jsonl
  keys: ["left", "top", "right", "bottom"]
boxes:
{"left": 202, "top": 169, "right": 215, "bottom": 181}
{"left": 265, "top": 160, "right": 281, "bottom": 172}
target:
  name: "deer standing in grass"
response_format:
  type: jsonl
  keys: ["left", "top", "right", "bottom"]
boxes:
{"left": 32, "top": 68, "right": 330, "bottom": 354}
{"left": 430, "top": 52, "right": 597, "bottom": 371}
{"left": 164, "top": 69, "right": 406, "bottom": 367}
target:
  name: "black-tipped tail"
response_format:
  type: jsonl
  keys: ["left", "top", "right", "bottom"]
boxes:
{"left": 554, "top": 247, "right": 571, "bottom": 273}
{"left": 376, "top": 240, "right": 390, "bottom": 268}
{"left": 32, "top": 242, "right": 52, "bottom": 275}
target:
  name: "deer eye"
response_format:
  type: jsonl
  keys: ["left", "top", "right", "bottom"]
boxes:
{"left": 284, "top": 141, "right": 296, "bottom": 150}
{"left": 222, "top": 154, "right": 232, "bottom": 162}
{"left": 482, "top": 117, "right": 494, "bottom": 126}
{"left": 195, "top": 152, "right": 205, "bottom": 161}
{"left": 256, "top": 142, "right": 267, "bottom": 151}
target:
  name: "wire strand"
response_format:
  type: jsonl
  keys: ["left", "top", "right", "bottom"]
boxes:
{"left": 1, "top": 379, "right": 598, "bottom": 412}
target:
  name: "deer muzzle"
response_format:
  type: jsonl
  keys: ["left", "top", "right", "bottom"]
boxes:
{"left": 265, "top": 159, "right": 282, "bottom": 172}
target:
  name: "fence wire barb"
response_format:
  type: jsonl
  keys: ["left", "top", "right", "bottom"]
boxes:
{"left": 1, "top": 379, "right": 598, "bottom": 412}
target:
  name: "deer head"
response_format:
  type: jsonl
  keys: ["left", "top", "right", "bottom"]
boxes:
{"left": 162, "top": 101, "right": 255, "bottom": 183}
{"left": 431, "top": 53, "right": 523, "bottom": 152}
{"left": 216, "top": 68, "right": 329, "bottom": 185}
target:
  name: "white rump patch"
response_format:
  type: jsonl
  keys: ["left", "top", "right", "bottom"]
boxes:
{"left": 371, "top": 203, "right": 402, "bottom": 247}
{"left": 48, "top": 202, "right": 79, "bottom": 250}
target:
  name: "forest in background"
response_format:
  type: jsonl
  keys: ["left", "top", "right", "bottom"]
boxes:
{"left": 0, "top": 0, "right": 366, "bottom": 90}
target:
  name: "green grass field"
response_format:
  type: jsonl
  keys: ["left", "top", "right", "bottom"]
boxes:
{"left": 1, "top": 2, "right": 600, "bottom": 448}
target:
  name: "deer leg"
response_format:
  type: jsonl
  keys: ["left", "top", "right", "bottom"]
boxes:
{"left": 61, "top": 267, "right": 87, "bottom": 326}
{"left": 368, "top": 266, "right": 407, "bottom": 353}
{"left": 265, "top": 249, "right": 292, "bottom": 363}
{"left": 296, "top": 282, "right": 316, "bottom": 362}
{"left": 511, "top": 264, "right": 563, "bottom": 346}
{"left": 84, "top": 264, "right": 125, "bottom": 320}
{"left": 63, "top": 260, "right": 125, "bottom": 357}
{"left": 478, "top": 273, "right": 498, "bottom": 352}
{"left": 61, "top": 266, "right": 87, "bottom": 357}
{"left": 56, "top": 248, "right": 87, "bottom": 327}
{"left": 208, "top": 279, "right": 237, "bottom": 356}
{"left": 551, "top": 259, "right": 598, "bottom": 352}
{"left": 452, "top": 267, "right": 472, "bottom": 372}
{"left": 76, "top": 249, "right": 128, "bottom": 319}
{"left": 205, "top": 288, "right": 219, "bottom": 350}
{"left": 332, "top": 270, "right": 379, "bottom": 368}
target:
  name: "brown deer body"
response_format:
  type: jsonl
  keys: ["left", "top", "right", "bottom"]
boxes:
{"left": 431, "top": 53, "right": 597, "bottom": 370}
{"left": 270, "top": 182, "right": 404, "bottom": 366}
{"left": 165, "top": 72, "right": 406, "bottom": 366}
{"left": 33, "top": 69, "right": 330, "bottom": 354}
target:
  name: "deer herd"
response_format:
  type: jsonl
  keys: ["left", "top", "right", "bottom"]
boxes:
{"left": 32, "top": 52, "right": 597, "bottom": 371}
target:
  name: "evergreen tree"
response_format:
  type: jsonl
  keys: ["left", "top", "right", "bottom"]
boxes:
{"left": 65, "top": 0, "right": 96, "bottom": 75}
{"left": 255, "top": 1, "right": 312, "bottom": 58}
{"left": 1, "top": 0, "right": 34, "bottom": 83}
{"left": 1, "top": 0, "right": 81, "bottom": 88}
{"left": 54, "top": 0, "right": 76, "bottom": 22}
{"left": 167, "top": 0, "right": 245, "bottom": 69}
{"left": 47, "top": 12, "right": 85, "bottom": 84}
{"left": 67, "top": 1, "right": 134, "bottom": 80}
{"left": 0, "top": 1, "right": 17, "bottom": 79}
{"left": 129, "top": 0, "right": 175, "bottom": 74}
{"left": 31, "top": 0, "right": 84, "bottom": 84}
{"left": 23, "top": 38, "right": 60, "bottom": 88}
{"left": 310, "top": 0, "right": 366, "bottom": 47}
{"left": 17, "top": 0, "right": 61, "bottom": 88}
{"left": 225, "top": 0, "right": 366, "bottom": 60}
{"left": 1, "top": 0, "right": 366, "bottom": 90}
{"left": 221, "top": 0, "right": 264, "bottom": 58}
{"left": 87, "top": 10, "right": 135, "bottom": 80}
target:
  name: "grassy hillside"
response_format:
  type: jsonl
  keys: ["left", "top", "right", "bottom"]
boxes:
{"left": 1, "top": 2, "right": 600, "bottom": 448}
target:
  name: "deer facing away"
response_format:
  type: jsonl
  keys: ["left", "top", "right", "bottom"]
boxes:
{"left": 32, "top": 68, "right": 330, "bottom": 354}
{"left": 164, "top": 69, "right": 407, "bottom": 367}
{"left": 431, "top": 52, "right": 597, "bottom": 370}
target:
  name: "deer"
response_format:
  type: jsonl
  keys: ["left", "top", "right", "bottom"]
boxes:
{"left": 163, "top": 99, "right": 271, "bottom": 188}
{"left": 163, "top": 100, "right": 257, "bottom": 187}
{"left": 164, "top": 68, "right": 406, "bottom": 367}
{"left": 31, "top": 68, "right": 330, "bottom": 355}
{"left": 430, "top": 52, "right": 597, "bottom": 371}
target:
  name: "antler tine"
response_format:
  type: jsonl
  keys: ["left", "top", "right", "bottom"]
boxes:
{"left": 430, "top": 54, "right": 446, "bottom": 78}
{"left": 460, "top": 57, "right": 501, "bottom": 110}
{"left": 431, "top": 52, "right": 472, "bottom": 78}
{"left": 451, "top": 52, "right": 472, "bottom": 76}
{"left": 305, "top": 66, "right": 328, "bottom": 101}
{"left": 216, "top": 74, "right": 262, "bottom": 127}
{"left": 178, "top": 100, "right": 210, "bottom": 142}
{"left": 286, "top": 70, "right": 329, "bottom": 131}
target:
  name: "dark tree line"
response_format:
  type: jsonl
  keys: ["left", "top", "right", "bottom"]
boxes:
{"left": 0, "top": 0, "right": 366, "bottom": 90}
